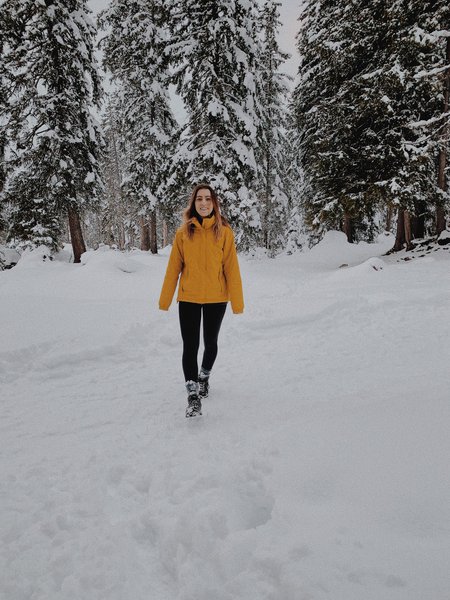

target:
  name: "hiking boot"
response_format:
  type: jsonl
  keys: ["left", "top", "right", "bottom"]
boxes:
{"left": 198, "top": 367, "right": 211, "bottom": 398}
{"left": 186, "top": 394, "right": 202, "bottom": 417}
{"left": 198, "top": 377, "right": 209, "bottom": 398}
{"left": 185, "top": 380, "right": 202, "bottom": 417}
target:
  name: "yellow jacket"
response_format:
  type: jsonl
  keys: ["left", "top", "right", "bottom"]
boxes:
{"left": 159, "top": 216, "right": 244, "bottom": 313}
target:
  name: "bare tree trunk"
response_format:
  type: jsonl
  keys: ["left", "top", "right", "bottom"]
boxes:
{"left": 140, "top": 215, "right": 150, "bottom": 251}
{"left": 149, "top": 211, "right": 157, "bottom": 254}
{"left": 342, "top": 212, "right": 353, "bottom": 243}
{"left": 404, "top": 210, "right": 413, "bottom": 250}
{"left": 0, "top": 136, "right": 5, "bottom": 236}
{"left": 0, "top": 39, "right": 5, "bottom": 196}
{"left": 118, "top": 222, "right": 125, "bottom": 250}
{"left": 436, "top": 36, "right": 450, "bottom": 235}
{"left": 411, "top": 202, "right": 425, "bottom": 239}
{"left": 436, "top": 206, "right": 446, "bottom": 237}
{"left": 0, "top": 137, "right": 5, "bottom": 194}
{"left": 392, "top": 207, "right": 406, "bottom": 252}
{"left": 162, "top": 219, "right": 168, "bottom": 248}
{"left": 410, "top": 215, "right": 425, "bottom": 239}
{"left": 68, "top": 206, "right": 86, "bottom": 263}
{"left": 386, "top": 205, "right": 393, "bottom": 232}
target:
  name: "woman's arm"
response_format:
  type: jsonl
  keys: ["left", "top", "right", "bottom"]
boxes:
{"left": 223, "top": 228, "right": 244, "bottom": 314}
{"left": 159, "top": 230, "right": 184, "bottom": 310}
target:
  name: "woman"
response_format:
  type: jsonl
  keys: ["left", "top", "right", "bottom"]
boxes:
{"left": 159, "top": 184, "right": 244, "bottom": 417}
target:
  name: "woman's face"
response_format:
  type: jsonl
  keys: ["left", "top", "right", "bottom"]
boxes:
{"left": 194, "top": 188, "right": 213, "bottom": 218}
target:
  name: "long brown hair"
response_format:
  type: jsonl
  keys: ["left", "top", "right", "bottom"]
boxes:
{"left": 182, "top": 183, "right": 229, "bottom": 240}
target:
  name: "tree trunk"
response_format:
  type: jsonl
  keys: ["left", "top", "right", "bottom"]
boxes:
{"left": 0, "top": 136, "right": 5, "bottom": 234}
{"left": 342, "top": 212, "right": 353, "bottom": 243}
{"left": 68, "top": 206, "right": 86, "bottom": 263}
{"left": 436, "top": 206, "right": 447, "bottom": 236}
{"left": 392, "top": 207, "right": 406, "bottom": 252}
{"left": 411, "top": 201, "right": 426, "bottom": 239}
{"left": 118, "top": 222, "right": 125, "bottom": 251}
{"left": 404, "top": 210, "right": 413, "bottom": 250}
{"left": 0, "top": 136, "right": 5, "bottom": 194}
{"left": 386, "top": 205, "right": 393, "bottom": 232}
{"left": 436, "top": 36, "right": 450, "bottom": 235}
{"left": 140, "top": 215, "right": 150, "bottom": 251}
{"left": 162, "top": 219, "right": 168, "bottom": 248}
{"left": 149, "top": 211, "right": 158, "bottom": 254}
{"left": 411, "top": 213, "right": 425, "bottom": 239}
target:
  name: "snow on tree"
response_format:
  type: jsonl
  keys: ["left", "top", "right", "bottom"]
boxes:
{"left": 95, "top": 97, "right": 128, "bottom": 249}
{"left": 98, "top": 0, "right": 177, "bottom": 254}
{"left": 284, "top": 106, "right": 307, "bottom": 252}
{"left": 165, "top": 0, "right": 262, "bottom": 250}
{"left": 292, "top": 0, "right": 362, "bottom": 241}
{"left": 415, "top": 1, "right": 450, "bottom": 237}
{"left": 292, "top": 0, "right": 450, "bottom": 248}
{"left": 376, "top": 1, "right": 448, "bottom": 250}
{"left": 1, "top": 0, "right": 104, "bottom": 261}
{"left": 0, "top": 9, "right": 8, "bottom": 235}
{"left": 255, "top": 0, "right": 291, "bottom": 256}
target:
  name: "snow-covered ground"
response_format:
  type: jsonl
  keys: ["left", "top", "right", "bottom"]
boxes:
{"left": 1, "top": 232, "right": 449, "bottom": 600}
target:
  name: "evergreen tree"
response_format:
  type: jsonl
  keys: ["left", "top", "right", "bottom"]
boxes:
{"left": 166, "top": 0, "right": 262, "bottom": 249}
{"left": 256, "top": 0, "right": 291, "bottom": 255}
{"left": 0, "top": 21, "right": 6, "bottom": 201}
{"left": 0, "top": 5, "right": 17, "bottom": 238}
{"left": 1, "top": 0, "right": 103, "bottom": 261}
{"left": 284, "top": 109, "right": 306, "bottom": 252}
{"left": 422, "top": 1, "right": 450, "bottom": 236}
{"left": 95, "top": 96, "right": 128, "bottom": 249}
{"left": 98, "top": 0, "right": 177, "bottom": 254}
{"left": 376, "top": 0, "right": 445, "bottom": 250}
{"left": 435, "top": 34, "right": 450, "bottom": 236}
{"left": 293, "top": 0, "right": 448, "bottom": 247}
{"left": 292, "top": 0, "right": 362, "bottom": 241}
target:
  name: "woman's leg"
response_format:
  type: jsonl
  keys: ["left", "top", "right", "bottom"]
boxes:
{"left": 178, "top": 301, "right": 202, "bottom": 381}
{"left": 201, "top": 302, "right": 227, "bottom": 372}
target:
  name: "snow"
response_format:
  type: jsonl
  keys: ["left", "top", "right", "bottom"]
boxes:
{"left": 0, "top": 245, "right": 20, "bottom": 269}
{"left": 1, "top": 234, "right": 450, "bottom": 600}
{"left": 84, "top": 171, "right": 96, "bottom": 184}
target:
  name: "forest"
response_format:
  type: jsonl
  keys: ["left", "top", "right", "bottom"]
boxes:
{"left": 2, "top": 3, "right": 450, "bottom": 598}
{"left": 0, "top": 0, "right": 449, "bottom": 265}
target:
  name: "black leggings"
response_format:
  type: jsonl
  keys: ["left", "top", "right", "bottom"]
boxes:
{"left": 178, "top": 301, "right": 227, "bottom": 382}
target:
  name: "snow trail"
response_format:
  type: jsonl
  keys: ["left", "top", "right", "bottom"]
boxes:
{"left": 1, "top": 235, "right": 450, "bottom": 599}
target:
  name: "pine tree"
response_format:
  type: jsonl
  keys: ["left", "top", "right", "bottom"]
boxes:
{"left": 284, "top": 109, "right": 306, "bottom": 252}
{"left": 426, "top": 1, "right": 450, "bottom": 236}
{"left": 166, "top": 0, "right": 262, "bottom": 249}
{"left": 0, "top": 5, "right": 18, "bottom": 238}
{"left": 256, "top": 0, "right": 291, "bottom": 256}
{"left": 1, "top": 0, "right": 104, "bottom": 261}
{"left": 376, "top": 1, "right": 445, "bottom": 250}
{"left": 292, "top": 0, "right": 363, "bottom": 241}
{"left": 436, "top": 35, "right": 450, "bottom": 236}
{"left": 293, "top": 0, "right": 448, "bottom": 247}
{"left": 95, "top": 96, "right": 128, "bottom": 249}
{"left": 0, "top": 28, "right": 6, "bottom": 236}
{"left": 98, "top": 0, "right": 177, "bottom": 254}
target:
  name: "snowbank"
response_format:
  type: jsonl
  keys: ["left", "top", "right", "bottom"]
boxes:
{"left": 0, "top": 245, "right": 20, "bottom": 269}
{"left": 302, "top": 230, "right": 393, "bottom": 269}
{"left": 81, "top": 246, "right": 147, "bottom": 274}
